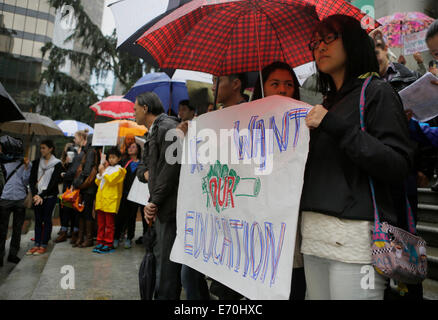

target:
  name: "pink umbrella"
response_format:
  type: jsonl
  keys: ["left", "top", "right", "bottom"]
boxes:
{"left": 89, "top": 96, "right": 135, "bottom": 120}
{"left": 377, "top": 12, "right": 435, "bottom": 48}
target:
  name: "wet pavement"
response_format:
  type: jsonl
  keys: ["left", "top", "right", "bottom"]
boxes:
{"left": 0, "top": 223, "right": 147, "bottom": 300}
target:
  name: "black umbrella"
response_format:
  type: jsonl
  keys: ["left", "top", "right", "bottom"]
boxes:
{"left": 0, "top": 81, "right": 25, "bottom": 123}
{"left": 138, "top": 222, "right": 157, "bottom": 300}
{"left": 109, "top": 0, "right": 192, "bottom": 77}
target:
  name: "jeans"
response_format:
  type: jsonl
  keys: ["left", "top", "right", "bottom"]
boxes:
{"left": 303, "top": 254, "right": 387, "bottom": 300}
{"left": 34, "top": 196, "right": 57, "bottom": 247}
{"left": 0, "top": 200, "right": 26, "bottom": 258}
{"left": 181, "top": 265, "right": 210, "bottom": 300}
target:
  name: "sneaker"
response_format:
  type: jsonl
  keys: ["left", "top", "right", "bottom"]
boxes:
{"left": 113, "top": 240, "right": 119, "bottom": 249}
{"left": 97, "top": 245, "right": 115, "bottom": 254}
{"left": 93, "top": 244, "right": 104, "bottom": 253}
{"left": 124, "top": 239, "right": 132, "bottom": 249}
{"left": 33, "top": 247, "right": 47, "bottom": 255}
{"left": 26, "top": 247, "right": 39, "bottom": 255}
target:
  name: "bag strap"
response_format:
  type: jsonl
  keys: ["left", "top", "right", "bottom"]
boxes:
{"left": 124, "top": 159, "right": 134, "bottom": 169}
{"left": 359, "top": 75, "right": 416, "bottom": 237}
{"left": 5, "top": 162, "right": 24, "bottom": 185}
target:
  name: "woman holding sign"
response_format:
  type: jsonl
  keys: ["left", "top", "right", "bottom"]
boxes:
{"left": 301, "top": 14, "right": 415, "bottom": 300}
{"left": 252, "top": 61, "right": 306, "bottom": 301}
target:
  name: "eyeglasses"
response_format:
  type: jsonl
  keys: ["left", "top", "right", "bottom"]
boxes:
{"left": 308, "top": 33, "right": 340, "bottom": 51}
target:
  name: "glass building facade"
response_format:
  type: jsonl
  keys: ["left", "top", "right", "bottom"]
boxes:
{"left": 0, "top": 0, "right": 56, "bottom": 111}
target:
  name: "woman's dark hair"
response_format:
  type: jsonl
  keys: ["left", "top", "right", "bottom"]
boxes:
{"left": 129, "top": 143, "right": 142, "bottom": 158}
{"left": 311, "top": 14, "right": 379, "bottom": 95}
{"left": 252, "top": 61, "right": 301, "bottom": 101}
{"left": 107, "top": 146, "right": 122, "bottom": 158}
{"left": 61, "top": 142, "right": 74, "bottom": 164}
{"left": 136, "top": 91, "right": 165, "bottom": 116}
{"left": 41, "top": 139, "right": 55, "bottom": 154}
{"left": 426, "top": 19, "right": 438, "bottom": 42}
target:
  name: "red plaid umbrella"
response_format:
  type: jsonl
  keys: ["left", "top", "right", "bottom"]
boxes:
{"left": 89, "top": 96, "right": 135, "bottom": 120}
{"left": 136, "top": 0, "right": 377, "bottom": 75}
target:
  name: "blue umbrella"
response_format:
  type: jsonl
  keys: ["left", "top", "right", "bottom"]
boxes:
{"left": 123, "top": 72, "right": 189, "bottom": 115}
{"left": 54, "top": 120, "right": 94, "bottom": 137}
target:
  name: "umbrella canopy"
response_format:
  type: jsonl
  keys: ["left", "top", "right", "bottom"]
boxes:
{"left": 54, "top": 120, "right": 94, "bottom": 137}
{"left": 107, "top": 120, "right": 147, "bottom": 137}
{"left": 124, "top": 72, "right": 189, "bottom": 114}
{"left": 89, "top": 96, "right": 135, "bottom": 120}
{"left": 109, "top": 0, "right": 191, "bottom": 76}
{"left": 138, "top": 224, "right": 157, "bottom": 300}
{"left": 0, "top": 112, "right": 63, "bottom": 136}
{"left": 135, "top": 0, "right": 376, "bottom": 75}
{"left": 377, "top": 12, "right": 435, "bottom": 48}
{"left": 0, "top": 81, "right": 25, "bottom": 123}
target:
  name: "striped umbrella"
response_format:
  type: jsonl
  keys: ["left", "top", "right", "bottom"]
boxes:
{"left": 54, "top": 120, "right": 94, "bottom": 137}
{"left": 90, "top": 96, "right": 135, "bottom": 120}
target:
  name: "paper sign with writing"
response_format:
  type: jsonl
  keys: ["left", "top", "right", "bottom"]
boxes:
{"left": 404, "top": 30, "right": 428, "bottom": 56}
{"left": 92, "top": 123, "right": 119, "bottom": 146}
{"left": 170, "top": 95, "right": 311, "bottom": 300}
{"left": 127, "top": 177, "right": 150, "bottom": 206}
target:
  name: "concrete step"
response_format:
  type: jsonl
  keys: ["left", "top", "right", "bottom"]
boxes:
{"left": 417, "top": 204, "right": 438, "bottom": 224}
{"left": 423, "top": 278, "right": 438, "bottom": 300}
{"left": 418, "top": 188, "right": 438, "bottom": 206}
{"left": 417, "top": 221, "right": 438, "bottom": 248}
{"left": 0, "top": 227, "right": 60, "bottom": 299}
{"left": 427, "top": 246, "right": 438, "bottom": 282}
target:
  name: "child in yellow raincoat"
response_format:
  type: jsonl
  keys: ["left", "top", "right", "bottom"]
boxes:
{"left": 93, "top": 147, "right": 126, "bottom": 254}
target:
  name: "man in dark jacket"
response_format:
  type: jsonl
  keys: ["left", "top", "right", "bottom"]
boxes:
{"left": 135, "top": 92, "right": 182, "bottom": 300}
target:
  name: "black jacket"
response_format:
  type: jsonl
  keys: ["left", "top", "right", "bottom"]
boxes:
{"left": 137, "top": 114, "right": 181, "bottom": 223}
{"left": 72, "top": 143, "right": 98, "bottom": 195}
{"left": 122, "top": 159, "right": 139, "bottom": 197}
{"left": 386, "top": 62, "right": 420, "bottom": 93}
{"left": 29, "top": 159, "right": 62, "bottom": 198}
{"left": 300, "top": 77, "right": 415, "bottom": 226}
{"left": 63, "top": 148, "right": 84, "bottom": 186}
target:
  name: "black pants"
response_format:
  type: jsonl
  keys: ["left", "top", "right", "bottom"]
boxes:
{"left": 114, "top": 196, "right": 138, "bottom": 240}
{"left": 289, "top": 267, "right": 306, "bottom": 300}
{"left": 153, "top": 217, "right": 182, "bottom": 300}
{"left": 74, "top": 193, "right": 95, "bottom": 225}
{"left": 59, "top": 205, "right": 75, "bottom": 230}
{"left": 0, "top": 200, "right": 26, "bottom": 258}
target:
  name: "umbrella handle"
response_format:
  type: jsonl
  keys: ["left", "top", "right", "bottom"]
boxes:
{"left": 213, "top": 77, "right": 220, "bottom": 110}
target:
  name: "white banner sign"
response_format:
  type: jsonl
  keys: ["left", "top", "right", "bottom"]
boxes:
{"left": 170, "top": 95, "right": 311, "bottom": 300}
{"left": 92, "top": 123, "right": 119, "bottom": 146}
{"left": 404, "top": 30, "right": 429, "bottom": 56}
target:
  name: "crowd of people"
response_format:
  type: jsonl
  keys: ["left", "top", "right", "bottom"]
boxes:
{"left": 0, "top": 14, "right": 438, "bottom": 300}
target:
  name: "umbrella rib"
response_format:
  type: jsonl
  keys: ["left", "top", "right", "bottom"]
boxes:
{"left": 254, "top": 2, "right": 290, "bottom": 65}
